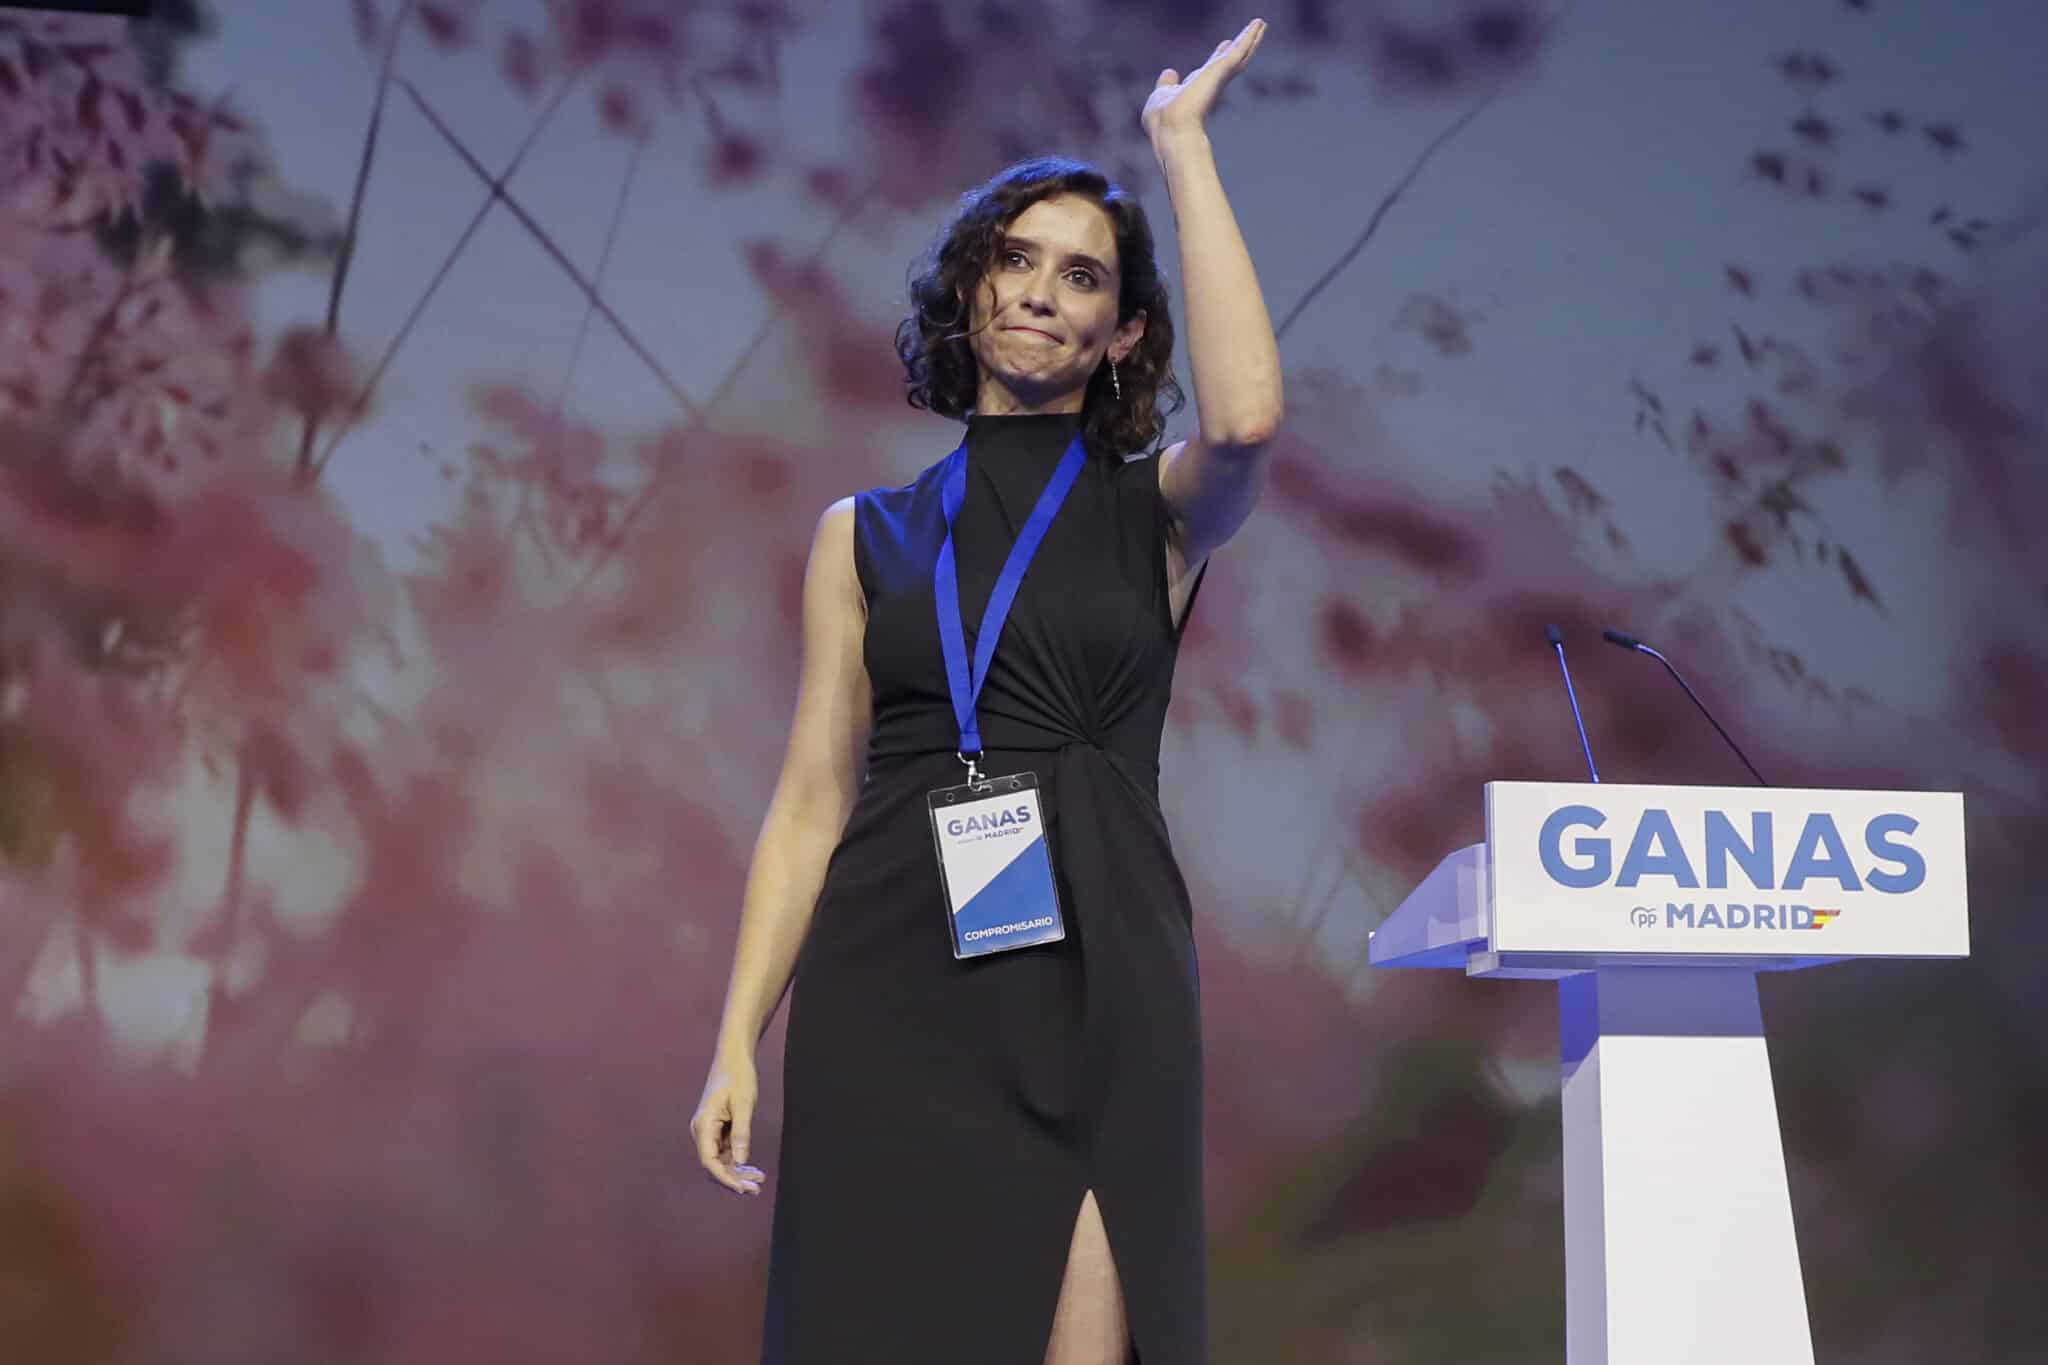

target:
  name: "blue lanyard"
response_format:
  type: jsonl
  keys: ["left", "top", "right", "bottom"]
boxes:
{"left": 933, "top": 434, "right": 1087, "bottom": 770}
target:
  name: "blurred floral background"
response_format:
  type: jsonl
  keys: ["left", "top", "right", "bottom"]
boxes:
{"left": 2, "top": 1, "right": 2044, "bottom": 1360}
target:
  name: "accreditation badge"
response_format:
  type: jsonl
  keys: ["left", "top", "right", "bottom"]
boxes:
{"left": 927, "top": 771, "right": 1065, "bottom": 959}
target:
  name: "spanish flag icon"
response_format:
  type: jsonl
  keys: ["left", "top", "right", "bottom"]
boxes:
{"left": 1809, "top": 908, "right": 1841, "bottom": 929}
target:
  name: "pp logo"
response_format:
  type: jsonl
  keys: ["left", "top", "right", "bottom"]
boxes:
{"left": 1629, "top": 906, "right": 1659, "bottom": 928}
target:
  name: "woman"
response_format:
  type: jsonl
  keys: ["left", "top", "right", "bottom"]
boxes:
{"left": 692, "top": 18, "right": 1281, "bottom": 1363}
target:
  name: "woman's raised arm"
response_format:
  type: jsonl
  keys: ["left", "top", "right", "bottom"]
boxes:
{"left": 1146, "top": 18, "right": 1285, "bottom": 569}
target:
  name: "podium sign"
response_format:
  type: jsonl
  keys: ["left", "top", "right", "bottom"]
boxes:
{"left": 1486, "top": 781, "right": 1969, "bottom": 958}
{"left": 1371, "top": 781, "right": 1970, "bottom": 1363}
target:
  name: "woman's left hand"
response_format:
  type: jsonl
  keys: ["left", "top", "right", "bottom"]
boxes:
{"left": 1142, "top": 17, "right": 1268, "bottom": 143}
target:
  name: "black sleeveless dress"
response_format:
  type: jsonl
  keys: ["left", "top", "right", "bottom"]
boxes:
{"left": 763, "top": 412, "right": 1209, "bottom": 1364}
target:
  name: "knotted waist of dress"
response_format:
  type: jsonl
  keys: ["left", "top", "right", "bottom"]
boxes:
{"left": 865, "top": 723, "right": 1164, "bottom": 812}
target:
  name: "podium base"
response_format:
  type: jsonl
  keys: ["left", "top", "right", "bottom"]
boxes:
{"left": 1560, "top": 967, "right": 1814, "bottom": 1365}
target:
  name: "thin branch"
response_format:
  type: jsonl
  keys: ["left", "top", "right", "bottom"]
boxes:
{"left": 309, "top": 77, "right": 581, "bottom": 483}
{"left": 554, "top": 134, "right": 648, "bottom": 414}
{"left": 297, "top": 0, "right": 417, "bottom": 482}
{"left": 55, "top": 249, "right": 146, "bottom": 423}
{"left": 0, "top": 910, "right": 53, "bottom": 1016}
{"left": 1273, "top": 1, "right": 1577, "bottom": 340}
{"left": 75, "top": 915, "right": 97, "bottom": 1015}
{"left": 397, "top": 78, "right": 705, "bottom": 422}
{"left": 1283, "top": 855, "right": 1347, "bottom": 973}
{"left": 564, "top": 180, "right": 878, "bottom": 602}
{"left": 219, "top": 740, "right": 255, "bottom": 933}
{"left": 514, "top": 129, "right": 649, "bottom": 572}
{"left": 1273, "top": 85, "right": 1508, "bottom": 341}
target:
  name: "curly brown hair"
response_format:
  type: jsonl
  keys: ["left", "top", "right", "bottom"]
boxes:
{"left": 895, "top": 156, "right": 1184, "bottom": 462}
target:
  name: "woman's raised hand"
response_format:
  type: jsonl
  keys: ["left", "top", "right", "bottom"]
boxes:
{"left": 1142, "top": 17, "right": 1268, "bottom": 142}
{"left": 691, "top": 1047, "right": 766, "bottom": 1196}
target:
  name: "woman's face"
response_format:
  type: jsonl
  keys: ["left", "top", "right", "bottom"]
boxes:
{"left": 967, "top": 194, "right": 1146, "bottom": 414}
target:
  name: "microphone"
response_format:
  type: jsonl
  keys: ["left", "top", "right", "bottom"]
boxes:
{"left": 1545, "top": 624, "right": 1600, "bottom": 783}
{"left": 1601, "top": 629, "right": 1771, "bottom": 786}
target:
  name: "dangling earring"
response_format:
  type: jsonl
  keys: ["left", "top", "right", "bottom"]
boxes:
{"left": 1110, "top": 357, "right": 1122, "bottom": 401}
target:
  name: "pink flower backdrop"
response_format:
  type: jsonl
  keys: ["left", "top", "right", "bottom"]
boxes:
{"left": 2, "top": 1, "right": 2044, "bottom": 1360}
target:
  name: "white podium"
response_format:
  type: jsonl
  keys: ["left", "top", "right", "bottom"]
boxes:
{"left": 1370, "top": 781, "right": 1969, "bottom": 1365}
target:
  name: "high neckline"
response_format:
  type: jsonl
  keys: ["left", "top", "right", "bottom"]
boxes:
{"left": 965, "top": 410, "right": 1085, "bottom": 442}
{"left": 964, "top": 412, "right": 1086, "bottom": 475}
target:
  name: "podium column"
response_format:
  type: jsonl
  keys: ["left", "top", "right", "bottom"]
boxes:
{"left": 1559, "top": 967, "right": 1814, "bottom": 1364}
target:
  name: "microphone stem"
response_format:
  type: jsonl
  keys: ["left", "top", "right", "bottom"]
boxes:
{"left": 1551, "top": 641, "right": 1600, "bottom": 783}
{"left": 1638, "top": 645, "right": 1770, "bottom": 786}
